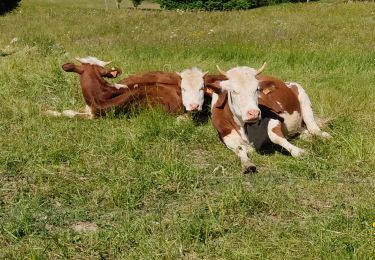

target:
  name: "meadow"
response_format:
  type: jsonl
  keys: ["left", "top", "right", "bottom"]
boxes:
{"left": 1, "top": 0, "right": 375, "bottom": 258}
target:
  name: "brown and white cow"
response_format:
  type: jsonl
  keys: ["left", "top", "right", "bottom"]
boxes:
{"left": 46, "top": 57, "right": 213, "bottom": 119}
{"left": 208, "top": 64, "right": 330, "bottom": 173}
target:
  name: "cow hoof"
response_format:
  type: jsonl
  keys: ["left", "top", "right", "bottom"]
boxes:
{"left": 243, "top": 162, "right": 257, "bottom": 174}
{"left": 291, "top": 148, "right": 306, "bottom": 157}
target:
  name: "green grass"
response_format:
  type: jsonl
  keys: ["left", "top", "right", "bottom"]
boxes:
{"left": 1, "top": 0, "right": 375, "bottom": 258}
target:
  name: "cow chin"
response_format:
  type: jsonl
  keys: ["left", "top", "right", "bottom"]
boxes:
{"left": 185, "top": 107, "right": 202, "bottom": 113}
{"left": 244, "top": 118, "right": 260, "bottom": 124}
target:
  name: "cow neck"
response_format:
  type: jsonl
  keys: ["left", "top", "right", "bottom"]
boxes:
{"left": 80, "top": 71, "right": 127, "bottom": 108}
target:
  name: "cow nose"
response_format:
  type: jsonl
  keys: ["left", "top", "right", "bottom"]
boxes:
{"left": 246, "top": 109, "right": 260, "bottom": 121}
{"left": 189, "top": 103, "right": 199, "bottom": 110}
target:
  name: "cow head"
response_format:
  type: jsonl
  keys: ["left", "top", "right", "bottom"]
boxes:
{"left": 176, "top": 68, "right": 208, "bottom": 111}
{"left": 217, "top": 63, "right": 266, "bottom": 124}
{"left": 62, "top": 56, "right": 122, "bottom": 78}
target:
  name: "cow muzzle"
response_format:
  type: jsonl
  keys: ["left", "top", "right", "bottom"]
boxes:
{"left": 187, "top": 103, "right": 200, "bottom": 111}
{"left": 244, "top": 109, "right": 261, "bottom": 123}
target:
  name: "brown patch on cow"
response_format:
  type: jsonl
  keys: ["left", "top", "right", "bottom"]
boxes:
{"left": 271, "top": 123, "right": 285, "bottom": 138}
{"left": 288, "top": 84, "right": 300, "bottom": 98}
{"left": 204, "top": 75, "right": 227, "bottom": 97}
{"left": 215, "top": 91, "right": 228, "bottom": 109}
{"left": 204, "top": 81, "right": 222, "bottom": 96}
{"left": 62, "top": 63, "right": 83, "bottom": 74}
{"left": 258, "top": 75, "right": 301, "bottom": 115}
{"left": 211, "top": 91, "right": 240, "bottom": 140}
{"left": 63, "top": 63, "right": 184, "bottom": 117}
{"left": 204, "top": 74, "right": 227, "bottom": 84}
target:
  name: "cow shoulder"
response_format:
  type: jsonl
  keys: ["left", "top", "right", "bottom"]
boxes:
{"left": 212, "top": 92, "right": 240, "bottom": 138}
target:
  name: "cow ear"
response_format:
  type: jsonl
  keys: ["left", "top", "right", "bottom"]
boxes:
{"left": 204, "top": 81, "right": 222, "bottom": 95}
{"left": 215, "top": 92, "right": 228, "bottom": 109}
{"left": 219, "top": 80, "right": 231, "bottom": 91}
{"left": 62, "top": 63, "right": 83, "bottom": 74}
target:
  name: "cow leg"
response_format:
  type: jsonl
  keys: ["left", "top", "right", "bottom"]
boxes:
{"left": 63, "top": 105, "right": 94, "bottom": 119}
{"left": 287, "top": 82, "right": 331, "bottom": 139}
{"left": 45, "top": 105, "right": 94, "bottom": 119}
{"left": 222, "top": 130, "right": 256, "bottom": 174}
{"left": 268, "top": 119, "right": 306, "bottom": 157}
{"left": 61, "top": 110, "right": 93, "bottom": 119}
{"left": 44, "top": 110, "right": 62, "bottom": 117}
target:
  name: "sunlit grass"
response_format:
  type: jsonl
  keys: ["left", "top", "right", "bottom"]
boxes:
{"left": 0, "top": 0, "right": 375, "bottom": 258}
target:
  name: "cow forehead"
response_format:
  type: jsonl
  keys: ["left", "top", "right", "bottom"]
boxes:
{"left": 76, "top": 56, "right": 107, "bottom": 67}
{"left": 180, "top": 68, "right": 204, "bottom": 88}
{"left": 226, "top": 67, "right": 258, "bottom": 89}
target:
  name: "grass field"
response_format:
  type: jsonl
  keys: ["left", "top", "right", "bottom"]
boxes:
{"left": 1, "top": 0, "right": 375, "bottom": 258}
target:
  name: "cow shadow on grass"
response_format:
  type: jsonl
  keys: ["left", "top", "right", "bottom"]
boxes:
{"left": 191, "top": 110, "right": 211, "bottom": 125}
{"left": 257, "top": 143, "right": 291, "bottom": 156}
{"left": 256, "top": 131, "right": 304, "bottom": 156}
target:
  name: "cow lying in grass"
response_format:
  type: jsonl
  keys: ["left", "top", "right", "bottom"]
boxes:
{"left": 205, "top": 64, "right": 331, "bottom": 173}
{"left": 46, "top": 57, "right": 216, "bottom": 119}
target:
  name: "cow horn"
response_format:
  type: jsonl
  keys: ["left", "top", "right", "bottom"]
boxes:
{"left": 216, "top": 65, "right": 226, "bottom": 76}
{"left": 75, "top": 57, "right": 82, "bottom": 63}
{"left": 256, "top": 62, "right": 267, "bottom": 75}
{"left": 103, "top": 61, "right": 112, "bottom": 66}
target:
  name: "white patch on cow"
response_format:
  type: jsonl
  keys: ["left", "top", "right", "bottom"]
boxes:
{"left": 60, "top": 106, "right": 94, "bottom": 119}
{"left": 62, "top": 110, "right": 79, "bottom": 118}
{"left": 211, "top": 93, "right": 219, "bottom": 112}
{"left": 45, "top": 110, "right": 62, "bottom": 117}
{"left": 223, "top": 130, "right": 252, "bottom": 164}
{"left": 111, "top": 83, "right": 128, "bottom": 89}
{"left": 76, "top": 56, "right": 110, "bottom": 67}
{"left": 178, "top": 67, "right": 206, "bottom": 111}
{"left": 280, "top": 110, "right": 303, "bottom": 136}
{"left": 267, "top": 119, "right": 305, "bottom": 157}
{"left": 223, "top": 130, "right": 256, "bottom": 172}
{"left": 83, "top": 105, "right": 93, "bottom": 115}
{"left": 220, "top": 66, "right": 260, "bottom": 124}
{"left": 287, "top": 82, "right": 331, "bottom": 139}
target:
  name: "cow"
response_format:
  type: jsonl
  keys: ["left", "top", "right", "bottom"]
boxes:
{"left": 207, "top": 64, "right": 331, "bottom": 173}
{"left": 46, "top": 57, "right": 212, "bottom": 119}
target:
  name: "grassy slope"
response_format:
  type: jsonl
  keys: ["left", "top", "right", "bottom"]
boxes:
{"left": 1, "top": 0, "right": 375, "bottom": 258}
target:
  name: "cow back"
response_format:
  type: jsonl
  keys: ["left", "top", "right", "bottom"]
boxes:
{"left": 257, "top": 75, "right": 301, "bottom": 115}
